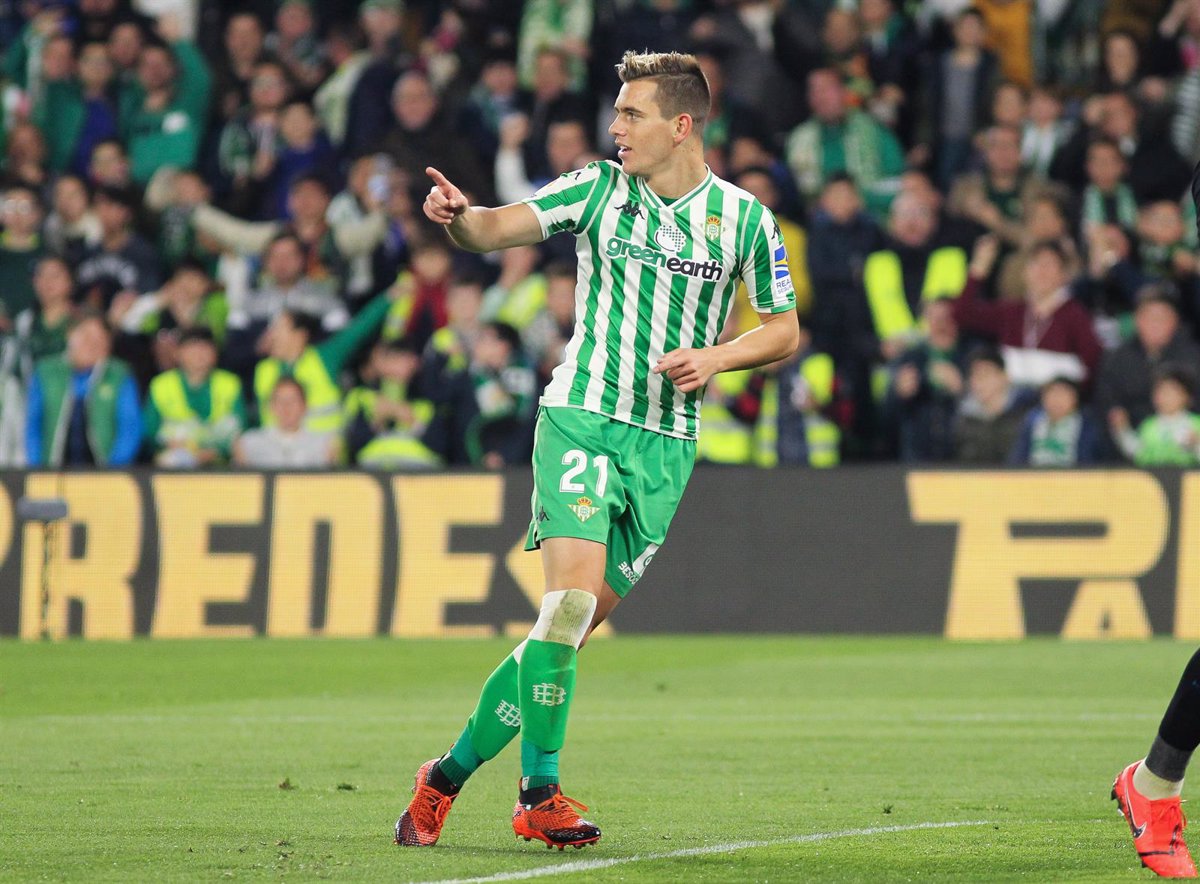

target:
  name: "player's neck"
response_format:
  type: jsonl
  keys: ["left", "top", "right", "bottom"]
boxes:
{"left": 640, "top": 149, "right": 707, "bottom": 201}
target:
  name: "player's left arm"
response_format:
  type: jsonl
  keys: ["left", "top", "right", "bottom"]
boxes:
{"left": 653, "top": 310, "right": 799, "bottom": 394}
{"left": 653, "top": 205, "right": 800, "bottom": 394}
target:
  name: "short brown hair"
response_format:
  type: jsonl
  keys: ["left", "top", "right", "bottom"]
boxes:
{"left": 615, "top": 50, "right": 710, "bottom": 129}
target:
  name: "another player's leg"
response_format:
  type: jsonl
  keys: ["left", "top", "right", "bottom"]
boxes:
{"left": 512, "top": 537, "right": 611, "bottom": 849}
{"left": 1113, "top": 647, "right": 1200, "bottom": 878}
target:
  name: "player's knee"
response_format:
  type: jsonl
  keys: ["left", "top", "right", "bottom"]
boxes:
{"left": 529, "top": 588, "right": 597, "bottom": 649}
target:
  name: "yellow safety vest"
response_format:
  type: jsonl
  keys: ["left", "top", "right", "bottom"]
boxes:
{"left": 863, "top": 246, "right": 967, "bottom": 341}
{"left": 344, "top": 385, "right": 441, "bottom": 468}
{"left": 254, "top": 348, "right": 342, "bottom": 432}
{"left": 796, "top": 353, "right": 840, "bottom": 468}
{"left": 429, "top": 327, "right": 468, "bottom": 373}
{"left": 150, "top": 369, "right": 242, "bottom": 449}
{"left": 698, "top": 371, "right": 755, "bottom": 464}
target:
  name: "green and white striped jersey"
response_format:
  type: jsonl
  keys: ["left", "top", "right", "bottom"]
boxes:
{"left": 523, "top": 160, "right": 795, "bottom": 439}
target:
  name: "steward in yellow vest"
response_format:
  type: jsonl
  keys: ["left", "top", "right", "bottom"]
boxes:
{"left": 862, "top": 194, "right": 967, "bottom": 356}
{"left": 344, "top": 338, "right": 442, "bottom": 469}
{"left": 143, "top": 328, "right": 245, "bottom": 467}
{"left": 253, "top": 289, "right": 393, "bottom": 432}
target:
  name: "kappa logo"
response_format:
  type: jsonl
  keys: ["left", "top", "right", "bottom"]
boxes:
{"left": 654, "top": 224, "right": 686, "bottom": 253}
{"left": 616, "top": 200, "right": 642, "bottom": 218}
{"left": 495, "top": 700, "right": 521, "bottom": 728}
{"left": 537, "top": 507, "right": 549, "bottom": 523}
{"left": 531, "top": 683, "right": 566, "bottom": 706}
{"left": 569, "top": 496, "right": 599, "bottom": 522}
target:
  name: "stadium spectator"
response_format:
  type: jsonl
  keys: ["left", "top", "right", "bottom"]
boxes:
{"left": 0, "top": 185, "right": 47, "bottom": 325}
{"left": 342, "top": 0, "right": 406, "bottom": 160}
{"left": 234, "top": 375, "right": 337, "bottom": 467}
{"left": 189, "top": 170, "right": 367, "bottom": 296}
{"left": 13, "top": 257, "right": 75, "bottom": 380}
{"left": 857, "top": 192, "right": 967, "bottom": 370}
{"left": 268, "top": 101, "right": 335, "bottom": 220}
{"left": 884, "top": 297, "right": 969, "bottom": 462}
{"left": 375, "top": 70, "right": 492, "bottom": 207}
{"left": 381, "top": 239, "right": 454, "bottom": 350}
{"left": 216, "top": 59, "right": 292, "bottom": 218}
{"left": 482, "top": 244, "right": 545, "bottom": 332}
{"left": 118, "top": 19, "right": 212, "bottom": 183}
{"left": 75, "top": 184, "right": 161, "bottom": 310}
{"left": 252, "top": 285, "right": 393, "bottom": 433}
{"left": 25, "top": 312, "right": 140, "bottom": 467}
{"left": 343, "top": 337, "right": 440, "bottom": 468}
{"left": 143, "top": 326, "right": 244, "bottom": 467}
{"left": 946, "top": 124, "right": 1041, "bottom": 247}
{"left": 988, "top": 193, "right": 1079, "bottom": 307}
{"left": 458, "top": 50, "right": 523, "bottom": 167}
{"left": 786, "top": 67, "right": 906, "bottom": 219}
{"left": 1051, "top": 91, "right": 1190, "bottom": 203}
{"left": 114, "top": 258, "right": 227, "bottom": 371}
{"left": 266, "top": 0, "right": 326, "bottom": 99}
{"left": 495, "top": 115, "right": 589, "bottom": 205}
{"left": 733, "top": 166, "right": 813, "bottom": 321}
{"left": 1010, "top": 376, "right": 1102, "bottom": 465}
{"left": 692, "top": 45, "right": 772, "bottom": 178}
{"left": 973, "top": 0, "right": 1034, "bottom": 89}
{"left": 211, "top": 12, "right": 268, "bottom": 125}
{"left": 954, "top": 236, "right": 1103, "bottom": 388}
{"left": 448, "top": 321, "right": 536, "bottom": 468}
{"left": 1109, "top": 365, "right": 1200, "bottom": 465}
{"left": 312, "top": 21, "right": 370, "bottom": 152}
{"left": 858, "top": 0, "right": 921, "bottom": 144}
{"left": 2, "top": 120, "right": 49, "bottom": 189}
{"left": 517, "top": 1, "right": 590, "bottom": 95}
{"left": 774, "top": 329, "right": 843, "bottom": 468}
{"left": 919, "top": 7, "right": 999, "bottom": 189}
{"left": 1094, "top": 283, "right": 1200, "bottom": 446}
{"left": 34, "top": 39, "right": 120, "bottom": 177}
{"left": 521, "top": 259, "right": 575, "bottom": 386}
{"left": 86, "top": 137, "right": 132, "bottom": 188}
{"left": 954, "top": 344, "right": 1032, "bottom": 463}
{"left": 1079, "top": 138, "right": 1137, "bottom": 241}
{"left": 1021, "top": 84, "right": 1071, "bottom": 177}
{"left": 44, "top": 175, "right": 102, "bottom": 267}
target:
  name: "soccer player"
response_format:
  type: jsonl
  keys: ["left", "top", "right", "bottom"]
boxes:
{"left": 394, "top": 50, "right": 799, "bottom": 850}
{"left": 1112, "top": 656, "right": 1199, "bottom": 877}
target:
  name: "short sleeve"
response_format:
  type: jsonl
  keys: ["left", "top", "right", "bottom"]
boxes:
{"left": 521, "top": 162, "right": 608, "bottom": 241}
{"left": 739, "top": 206, "right": 797, "bottom": 314}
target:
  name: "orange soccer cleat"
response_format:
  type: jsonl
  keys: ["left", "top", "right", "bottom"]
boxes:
{"left": 512, "top": 784, "right": 601, "bottom": 850}
{"left": 394, "top": 759, "right": 459, "bottom": 846}
{"left": 1112, "top": 760, "right": 1197, "bottom": 878}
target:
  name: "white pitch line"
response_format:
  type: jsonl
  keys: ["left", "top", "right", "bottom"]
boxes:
{"left": 414, "top": 820, "right": 992, "bottom": 884}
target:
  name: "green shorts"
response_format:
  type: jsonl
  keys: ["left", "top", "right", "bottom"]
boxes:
{"left": 524, "top": 405, "right": 697, "bottom": 597}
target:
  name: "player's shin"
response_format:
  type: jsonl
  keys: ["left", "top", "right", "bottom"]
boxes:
{"left": 517, "top": 589, "right": 597, "bottom": 790}
{"left": 437, "top": 645, "right": 525, "bottom": 789}
{"left": 1137, "top": 646, "right": 1200, "bottom": 798}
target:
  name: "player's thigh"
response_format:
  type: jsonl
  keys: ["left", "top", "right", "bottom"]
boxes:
{"left": 603, "top": 430, "right": 697, "bottom": 597}
{"left": 526, "top": 407, "right": 627, "bottom": 590}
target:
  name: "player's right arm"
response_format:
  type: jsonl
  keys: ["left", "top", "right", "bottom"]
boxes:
{"left": 424, "top": 166, "right": 543, "bottom": 253}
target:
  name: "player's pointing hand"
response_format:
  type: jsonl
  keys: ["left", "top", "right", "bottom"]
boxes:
{"left": 424, "top": 166, "right": 467, "bottom": 225}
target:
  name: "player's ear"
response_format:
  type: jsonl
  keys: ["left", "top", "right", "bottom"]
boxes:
{"left": 674, "top": 114, "right": 693, "bottom": 145}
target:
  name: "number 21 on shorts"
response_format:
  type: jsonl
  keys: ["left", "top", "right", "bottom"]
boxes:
{"left": 559, "top": 449, "right": 609, "bottom": 497}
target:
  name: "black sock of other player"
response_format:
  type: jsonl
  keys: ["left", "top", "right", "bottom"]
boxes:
{"left": 519, "top": 782, "right": 558, "bottom": 807}
{"left": 1146, "top": 646, "right": 1200, "bottom": 782}
{"left": 427, "top": 755, "right": 461, "bottom": 794}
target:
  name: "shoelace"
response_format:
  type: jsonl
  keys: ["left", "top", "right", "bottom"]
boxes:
{"left": 1151, "top": 800, "right": 1188, "bottom": 845}
{"left": 417, "top": 787, "right": 455, "bottom": 827}
{"left": 536, "top": 791, "right": 589, "bottom": 821}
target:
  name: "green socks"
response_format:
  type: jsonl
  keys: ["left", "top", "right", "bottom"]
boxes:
{"left": 438, "top": 589, "right": 594, "bottom": 790}
{"left": 442, "top": 650, "right": 522, "bottom": 787}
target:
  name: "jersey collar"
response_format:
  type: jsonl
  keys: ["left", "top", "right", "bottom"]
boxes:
{"left": 633, "top": 166, "right": 713, "bottom": 214}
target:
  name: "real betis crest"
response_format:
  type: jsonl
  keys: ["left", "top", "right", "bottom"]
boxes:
{"left": 705, "top": 214, "right": 721, "bottom": 242}
{"left": 569, "top": 496, "right": 599, "bottom": 522}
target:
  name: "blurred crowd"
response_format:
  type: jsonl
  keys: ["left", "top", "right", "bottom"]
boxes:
{"left": 3, "top": 0, "right": 1200, "bottom": 470}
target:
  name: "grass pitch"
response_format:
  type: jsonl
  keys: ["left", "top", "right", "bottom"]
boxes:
{"left": 0, "top": 636, "right": 1192, "bottom": 881}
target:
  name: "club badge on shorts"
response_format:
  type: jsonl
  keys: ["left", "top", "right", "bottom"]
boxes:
{"left": 569, "top": 496, "right": 599, "bottom": 522}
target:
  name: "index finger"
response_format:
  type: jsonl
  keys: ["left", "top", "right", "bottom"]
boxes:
{"left": 426, "top": 166, "right": 453, "bottom": 193}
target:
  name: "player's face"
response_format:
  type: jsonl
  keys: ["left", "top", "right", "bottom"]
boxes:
{"left": 609, "top": 80, "right": 677, "bottom": 178}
